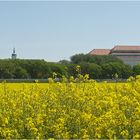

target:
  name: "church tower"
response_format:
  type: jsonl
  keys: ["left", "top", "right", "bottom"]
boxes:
{"left": 11, "top": 48, "right": 17, "bottom": 59}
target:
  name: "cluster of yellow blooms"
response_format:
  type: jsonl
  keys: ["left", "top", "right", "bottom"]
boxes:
{"left": 0, "top": 76, "right": 140, "bottom": 139}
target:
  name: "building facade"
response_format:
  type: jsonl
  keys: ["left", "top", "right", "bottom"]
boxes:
{"left": 89, "top": 45, "right": 140, "bottom": 66}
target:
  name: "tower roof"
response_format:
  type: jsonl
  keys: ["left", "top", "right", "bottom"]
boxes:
{"left": 13, "top": 48, "right": 16, "bottom": 54}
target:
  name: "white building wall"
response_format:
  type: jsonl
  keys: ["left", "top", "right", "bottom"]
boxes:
{"left": 113, "top": 55, "right": 140, "bottom": 66}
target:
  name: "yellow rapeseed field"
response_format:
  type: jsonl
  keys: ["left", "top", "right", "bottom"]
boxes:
{"left": 0, "top": 77, "right": 140, "bottom": 139}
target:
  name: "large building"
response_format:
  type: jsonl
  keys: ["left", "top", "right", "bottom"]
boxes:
{"left": 89, "top": 45, "right": 140, "bottom": 66}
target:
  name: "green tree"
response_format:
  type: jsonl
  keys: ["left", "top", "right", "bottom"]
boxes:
{"left": 70, "top": 54, "right": 123, "bottom": 65}
{"left": 66, "top": 63, "right": 77, "bottom": 78}
{"left": 0, "top": 60, "right": 15, "bottom": 78}
{"left": 14, "top": 66, "right": 28, "bottom": 79}
{"left": 80, "top": 62, "right": 102, "bottom": 79}
{"left": 133, "top": 64, "right": 140, "bottom": 76}
{"left": 59, "top": 59, "right": 70, "bottom": 65}
{"left": 102, "top": 62, "right": 132, "bottom": 79}
{"left": 48, "top": 63, "right": 68, "bottom": 78}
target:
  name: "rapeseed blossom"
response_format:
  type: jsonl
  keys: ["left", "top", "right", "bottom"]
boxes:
{"left": 0, "top": 77, "right": 140, "bottom": 139}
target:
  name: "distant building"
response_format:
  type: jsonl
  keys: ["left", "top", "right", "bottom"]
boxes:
{"left": 89, "top": 45, "right": 140, "bottom": 66}
{"left": 11, "top": 48, "right": 17, "bottom": 59}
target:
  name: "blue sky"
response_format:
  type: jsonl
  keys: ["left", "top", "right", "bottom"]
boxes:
{"left": 0, "top": 1, "right": 140, "bottom": 61}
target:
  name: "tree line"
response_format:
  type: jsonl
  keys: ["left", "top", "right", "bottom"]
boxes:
{"left": 0, "top": 54, "right": 140, "bottom": 79}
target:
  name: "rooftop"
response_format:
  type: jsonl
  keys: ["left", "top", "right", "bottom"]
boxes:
{"left": 111, "top": 45, "right": 140, "bottom": 52}
{"left": 89, "top": 49, "right": 110, "bottom": 55}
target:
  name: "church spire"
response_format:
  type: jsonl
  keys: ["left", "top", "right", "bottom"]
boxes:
{"left": 13, "top": 48, "right": 15, "bottom": 54}
{"left": 11, "top": 48, "right": 17, "bottom": 59}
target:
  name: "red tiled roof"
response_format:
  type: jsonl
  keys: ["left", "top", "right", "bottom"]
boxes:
{"left": 89, "top": 49, "right": 110, "bottom": 55}
{"left": 111, "top": 45, "right": 140, "bottom": 51}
